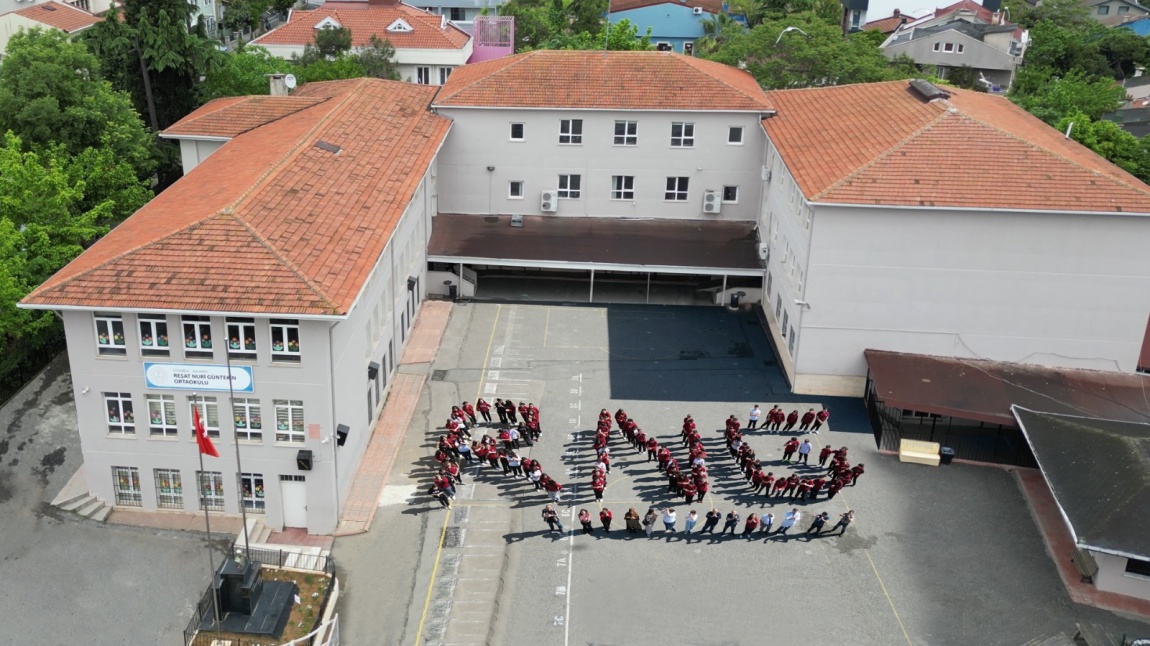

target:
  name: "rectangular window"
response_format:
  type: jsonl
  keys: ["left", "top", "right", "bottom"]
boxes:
{"left": 188, "top": 396, "right": 220, "bottom": 439}
{"left": 943, "top": 43, "right": 954, "bottom": 52}
{"left": 722, "top": 186, "right": 739, "bottom": 203}
{"left": 105, "top": 392, "right": 135, "bottom": 435}
{"left": 138, "top": 315, "right": 169, "bottom": 357}
{"left": 510, "top": 122, "right": 524, "bottom": 141}
{"left": 182, "top": 315, "right": 213, "bottom": 359}
{"left": 610, "top": 175, "right": 635, "bottom": 200}
{"left": 112, "top": 466, "right": 142, "bottom": 507}
{"left": 274, "top": 399, "right": 305, "bottom": 443}
{"left": 558, "top": 174, "right": 581, "bottom": 199}
{"left": 154, "top": 468, "right": 183, "bottom": 509}
{"left": 449, "top": 7, "right": 465, "bottom": 20}
{"left": 670, "top": 122, "right": 694, "bottom": 147}
{"left": 957, "top": 44, "right": 965, "bottom": 53}
{"left": 226, "top": 317, "right": 257, "bottom": 360}
{"left": 416, "top": 66, "right": 430, "bottom": 84}
{"left": 240, "top": 473, "right": 266, "bottom": 513}
{"left": 797, "top": 268, "right": 804, "bottom": 293}
{"left": 1097, "top": 5, "right": 1109, "bottom": 14}
{"left": 233, "top": 398, "right": 263, "bottom": 442}
{"left": 664, "top": 176, "right": 689, "bottom": 201}
{"left": 788, "top": 326, "right": 797, "bottom": 355}
{"left": 613, "top": 120, "right": 637, "bottom": 146}
{"left": 147, "top": 395, "right": 178, "bottom": 437}
{"left": 559, "top": 119, "right": 582, "bottom": 145}
{"left": 1127, "top": 558, "right": 1150, "bottom": 578}
{"left": 509, "top": 180, "right": 524, "bottom": 198}
{"left": 683, "top": 41, "right": 694, "bottom": 55}
{"left": 94, "top": 314, "right": 126, "bottom": 356}
{"left": 727, "top": 126, "right": 744, "bottom": 144}
{"left": 933, "top": 42, "right": 940, "bottom": 52}
{"left": 766, "top": 271, "right": 773, "bottom": 298}
{"left": 782, "top": 310, "right": 789, "bottom": 335}
{"left": 438, "top": 66, "right": 451, "bottom": 85}
{"left": 270, "top": 319, "right": 301, "bottom": 362}
{"left": 1118, "top": 5, "right": 1129, "bottom": 13}
{"left": 775, "top": 295, "right": 782, "bottom": 319}
{"left": 804, "top": 206, "right": 812, "bottom": 230}
{"left": 197, "top": 471, "right": 225, "bottom": 512}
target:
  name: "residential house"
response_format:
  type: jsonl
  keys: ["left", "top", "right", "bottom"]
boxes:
{"left": 1103, "top": 96, "right": 1150, "bottom": 136}
{"left": 252, "top": 0, "right": 473, "bottom": 84}
{"left": 862, "top": 8, "right": 923, "bottom": 35}
{"left": 1085, "top": 0, "right": 1149, "bottom": 21}
{"left": 409, "top": 0, "right": 505, "bottom": 33}
{"left": 19, "top": 78, "right": 451, "bottom": 534}
{"left": 606, "top": 0, "right": 728, "bottom": 55}
{"left": 880, "top": 0, "right": 1026, "bottom": 88}
{"left": 0, "top": 1, "right": 100, "bottom": 56}
{"left": 0, "top": 0, "right": 107, "bottom": 18}
{"left": 1108, "top": 12, "right": 1150, "bottom": 33}
{"left": 758, "top": 79, "right": 1150, "bottom": 396}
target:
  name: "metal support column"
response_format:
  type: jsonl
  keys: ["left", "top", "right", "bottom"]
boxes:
{"left": 589, "top": 269, "right": 595, "bottom": 302}
{"left": 646, "top": 273, "right": 651, "bottom": 304}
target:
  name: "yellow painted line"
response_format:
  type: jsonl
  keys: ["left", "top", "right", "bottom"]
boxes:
{"left": 865, "top": 549, "right": 914, "bottom": 646}
{"left": 413, "top": 510, "right": 451, "bottom": 644}
{"left": 414, "top": 305, "right": 502, "bottom": 645}
{"left": 601, "top": 473, "right": 631, "bottom": 492}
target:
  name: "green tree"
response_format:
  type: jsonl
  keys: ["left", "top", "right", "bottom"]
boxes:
{"left": 1004, "top": 0, "right": 1091, "bottom": 30}
{"left": 706, "top": 13, "right": 909, "bottom": 89}
{"left": 295, "top": 55, "right": 367, "bottom": 82}
{"left": 499, "top": 0, "right": 552, "bottom": 50}
{"left": 1010, "top": 68, "right": 1126, "bottom": 124}
{"left": 200, "top": 46, "right": 293, "bottom": 100}
{"left": 314, "top": 26, "right": 353, "bottom": 59}
{"left": 222, "top": 0, "right": 263, "bottom": 34}
{"left": 1020, "top": 20, "right": 1109, "bottom": 78}
{"left": 946, "top": 65, "right": 986, "bottom": 91}
{"left": 0, "top": 29, "right": 154, "bottom": 178}
{"left": 1097, "top": 28, "right": 1150, "bottom": 79}
{"left": 1055, "top": 111, "right": 1150, "bottom": 183}
{"left": 355, "top": 35, "right": 400, "bottom": 80}
{"left": 697, "top": 13, "right": 745, "bottom": 54}
{"left": 542, "top": 18, "right": 654, "bottom": 50}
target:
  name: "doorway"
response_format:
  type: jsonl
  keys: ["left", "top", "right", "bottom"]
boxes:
{"left": 280, "top": 475, "right": 307, "bottom": 528}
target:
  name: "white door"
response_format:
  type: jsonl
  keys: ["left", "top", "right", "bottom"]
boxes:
{"left": 281, "top": 479, "right": 307, "bottom": 528}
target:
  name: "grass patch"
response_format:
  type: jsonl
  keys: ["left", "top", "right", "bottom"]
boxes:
{"left": 192, "top": 567, "right": 332, "bottom": 646}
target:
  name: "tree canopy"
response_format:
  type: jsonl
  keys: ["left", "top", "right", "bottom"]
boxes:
{"left": 499, "top": 0, "right": 652, "bottom": 51}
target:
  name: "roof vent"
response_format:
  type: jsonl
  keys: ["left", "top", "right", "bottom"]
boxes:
{"left": 908, "top": 78, "right": 950, "bottom": 101}
{"left": 314, "top": 140, "right": 342, "bottom": 154}
{"left": 42, "top": 3, "right": 57, "bottom": 9}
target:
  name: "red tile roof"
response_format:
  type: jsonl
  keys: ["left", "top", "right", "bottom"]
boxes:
{"left": 15, "top": 1, "right": 101, "bottom": 32}
{"left": 161, "top": 96, "right": 330, "bottom": 139}
{"left": 23, "top": 79, "right": 452, "bottom": 315}
{"left": 932, "top": 0, "right": 995, "bottom": 22}
{"left": 863, "top": 15, "right": 907, "bottom": 33}
{"left": 433, "top": 50, "right": 773, "bottom": 112}
{"left": 252, "top": 2, "right": 470, "bottom": 50}
{"left": 762, "top": 81, "right": 1150, "bottom": 213}
{"left": 608, "top": 0, "right": 723, "bottom": 14}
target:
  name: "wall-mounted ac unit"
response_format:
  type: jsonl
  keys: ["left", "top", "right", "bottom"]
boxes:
{"left": 541, "top": 190, "right": 558, "bottom": 213}
{"left": 703, "top": 189, "right": 721, "bottom": 214}
{"left": 693, "top": 6, "right": 704, "bottom": 14}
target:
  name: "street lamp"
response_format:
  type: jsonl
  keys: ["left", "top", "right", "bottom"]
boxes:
{"left": 775, "top": 26, "right": 810, "bottom": 45}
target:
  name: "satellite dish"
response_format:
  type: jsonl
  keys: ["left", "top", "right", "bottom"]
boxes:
{"left": 284, "top": 74, "right": 297, "bottom": 90}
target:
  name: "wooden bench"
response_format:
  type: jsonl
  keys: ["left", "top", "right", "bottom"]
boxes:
{"left": 898, "top": 438, "right": 941, "bottom": 466}
{"left": 1071, "top": 547, "right": 1099, "bottom": 584}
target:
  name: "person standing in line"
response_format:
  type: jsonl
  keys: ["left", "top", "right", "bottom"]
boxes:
{"left": 504, "top": 400, "right": 518, "bottom": 424}
{"left": 507, "top": 452, "right": 523, "bottom": 477}
{"left": 771, "top": 407, "right": 786, "bottom": 431}
{"left": 544, "top": 477, "right": 563, "bottom": 502}
{"left": 508, "top": 425, "right": 522, "bottom": 450}
{"left": 777, "top": 508, "right": 800, "bottom": 537}
{"left": 477, "top": 399, "right": 492, "bottom": 424}
{"left": 461, "top": 401, "right": 477, "bottom": 426}
{"left": 831, "top": 510, "right": 855, "bottom": 535}
{"left": 681, "top": 478, "right": 698, "bottom": 506}
{"left": 759, "top": 512, "right": 775, "bottom": 535}
{"left": 646, "top": 436, "right": 659, "bottom": 462}
{"left": 818, "top": 444, "right": 834, "bottom": 468}
{"left": 799, "top": 408, "right": 816, "bottom": 431}
{"left": 634, "top": 429, "right": 648, "bottom": 454}
{"left": 661, "top": 508, "right": 677, "bottom": 533}
{"left": 494, "top": 398, "right": 508, "bottom": 425}
{"left": 794, "top": 478, "right": 812, "bottom": 502}
{"left": 783, "top": 410, "right": 799, "bottom": 432}
{"left": 624, "top": 508, "right": 641, "bottom": 533}
{"left": 683, "top": 510, "right": 699, "bottom": 534}
{"left": 747, "top": 405, "right": 762, "bottom": 430}
{"left": 850, "top": 463, "right": 865, "bottom": 485}
{"left": 813, "top": 408, "right": 830, "bottom": 433}
{"left": 431, "top": 486, "right": 451, "bottom": 508}
{"left": 643, "top": 508, "right": 659, "bottom": 537}
{"left": 807, "top": 512, "right": 829, "bottom": 535}
{"left": 797, "top": 439, "right": 813, "bottom": 465}
{"left": 457, "top": 440, "right": 473, "bottom": 463}
{"left": 782, "top": 437, "right": 800, "bottom": 463}
{"left": 542, "top": 504, "right": 563, "bottom": 533}
{"left": 600, "top": 508, "right": 613, "bottom": 532}
{"left": 578, "top": 509, "right": 594, "bottom": 535}
{"left": 444, "top": 460, "right": 463, "bottom": 485}
{"left": 528, "top": 466, "right": 543, "bottom": 490}
{"left": 743, "top": 513, "right": 760, "bottom": 537}
{"left": 701, "top": 508, "right": 722, "bottom": 534}
{"left": 720, "top": 510, "right": 740, "bottom": 536}
{"left": 826, "top": 478, "right": 844, "bottom": 500}
{"left": 591, "top": 473, "right": 605, "bottom": 502}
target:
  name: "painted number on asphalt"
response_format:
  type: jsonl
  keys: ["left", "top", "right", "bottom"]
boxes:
{"left": 554, "top": 615, "right": 565, "bottom": 626}
{"left": 555, "top": 586, "right": 566, "bottom": 596}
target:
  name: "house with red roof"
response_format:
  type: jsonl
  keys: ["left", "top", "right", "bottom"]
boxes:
{"left": 252, "top": 0, "right": 472, "bottom": 85}
{"left": 0, "top": 1, "right": 100, "bottom": 57}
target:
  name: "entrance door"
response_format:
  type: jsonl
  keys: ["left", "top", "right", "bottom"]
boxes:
{"left": 280, "top": 476, "right": 307, "bottom": 528}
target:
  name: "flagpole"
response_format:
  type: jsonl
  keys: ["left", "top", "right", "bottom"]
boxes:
{"left": 226, "top": 348, "right": 252, "bottom": 565}
{"left": 196, "top": 392, "right": 223, "bottom": 643}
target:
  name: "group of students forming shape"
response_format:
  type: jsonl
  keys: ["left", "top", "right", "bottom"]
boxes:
{"left": 548, "top": 407, "right": 859, "bottom": 540}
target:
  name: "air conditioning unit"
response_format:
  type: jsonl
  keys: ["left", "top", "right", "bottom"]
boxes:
{"left": 761, "top": 166, "right": 772, "bottom": 182}
{"left": 693, "top": 6, "right": 703, "bottom": 14}
{"left": 702, "top": 189, "right": 721, "bottom": 214}
{"left": 541, "top": 190, "right": 558, "bottom": 213}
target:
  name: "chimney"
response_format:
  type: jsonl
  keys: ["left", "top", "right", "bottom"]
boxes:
{"left": 893, "top": 8, "right": 900, "bottom": 17}
{"left": 269, "top": 73, "right": 288, "bottom": 96}
{"left": 982, "top": 0, "right": 1001, "bottom": 13}
{"left": 992, "top": 9, "right": 1001, "bottom": 24}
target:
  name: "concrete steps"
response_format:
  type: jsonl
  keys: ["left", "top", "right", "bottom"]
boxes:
{"left": 234, "top": 518, "right": 332, "bottom": 570}
{"left": 55, "top": 493, "right": 111, "bottom": 522}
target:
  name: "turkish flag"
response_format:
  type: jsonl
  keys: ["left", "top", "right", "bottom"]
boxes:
{"left": 194, "top": 405, "right": 219, "bottom": 458}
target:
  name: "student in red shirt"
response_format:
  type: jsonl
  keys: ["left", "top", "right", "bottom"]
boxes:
{"left": 476, "top": 399, "right": 491, "bottom": 424}
{"left": 599, "top": 508, "right": 613, "bottom": 532}
{"left": 743, "top": 513, "right": 760, "bottom": 537}
{"left": 782, "top": 438, "right": 800, "bottom": 462}
{"left": 799, "top": 408, "right": 816, "bottom": 431}
{"left": 813, "top": 408, "right": 830, "bottom": 432}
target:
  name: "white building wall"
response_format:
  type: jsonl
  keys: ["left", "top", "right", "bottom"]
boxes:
{"left": 58, "top": 161, "right": 439, "bottom": 534}
{"left": 435, "top": 107, "right": 766, "bottom": 220}
{"left": 793, "top": 205, "right": 1150, "bottom": 394}
{"left": 1092, "top": 552, "right": 1150, "bottom": 602}
{"left": 177, "top": 139, "right": 226, "bottom": 175}
{"left": 258, "top": 42, "right": 470, "bottom": 84}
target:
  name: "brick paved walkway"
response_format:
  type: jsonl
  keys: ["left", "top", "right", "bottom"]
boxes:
{"left": 336, "top": 300, "right": 453, "bottom": 536}
{"left": 1016, "top": 468, "right": 1150, "bottom": 619}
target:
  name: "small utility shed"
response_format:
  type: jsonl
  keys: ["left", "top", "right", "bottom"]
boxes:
{"left": 1013, "top": 407, "right": 1150, "bottom": 603}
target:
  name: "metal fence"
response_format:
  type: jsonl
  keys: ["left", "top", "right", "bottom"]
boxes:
{"left": 232, "top": 542, "right": 336, "bottom": 577}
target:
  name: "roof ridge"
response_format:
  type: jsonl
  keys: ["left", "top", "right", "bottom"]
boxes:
{"left": 433, "top": 51, "right": 532, "bottom": 104}
{"left": 677, "top": 55, "right": 770, "bottom": 110}
{"left": 812, "top": 104, "right": 949, "bottom": 200}
{"left": 169, "top": 95, "right": 326, "bottom": 137}
{"left": 944, "top": 98, "right": 1150, "bottom": 201}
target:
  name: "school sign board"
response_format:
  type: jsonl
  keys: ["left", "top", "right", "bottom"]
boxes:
{"left": 144, "top": 363, "right": 255, "bottom": 393}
